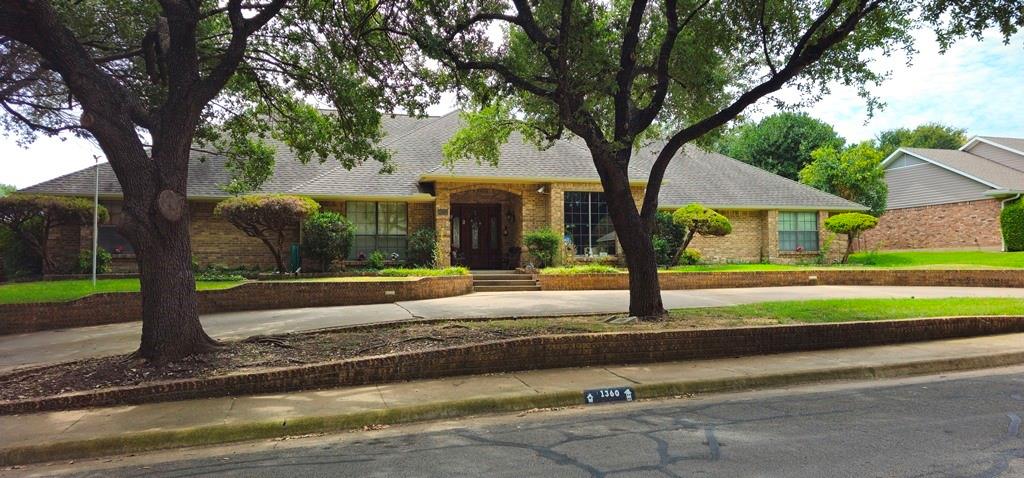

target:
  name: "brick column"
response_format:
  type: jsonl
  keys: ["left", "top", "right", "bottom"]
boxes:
{"left": 763, "top": 210, "right": 779, "bottom": 263}
{"left": 435, "top": 188, "right": 451, "bottom": 267}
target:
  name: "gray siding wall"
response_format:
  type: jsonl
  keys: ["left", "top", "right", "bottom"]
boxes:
{"left": 885, "top": 159, "right": 993, "bottom": 209}
{"left": 965, "top": 142, "right": 1024, "bottom": 172}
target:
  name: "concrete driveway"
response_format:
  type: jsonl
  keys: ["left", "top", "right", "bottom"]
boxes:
{"left": 3, "top": 285, "right": 1023, "bottom": 371}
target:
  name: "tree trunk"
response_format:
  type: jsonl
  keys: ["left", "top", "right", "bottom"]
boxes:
{"left": 842, "top": 232, "right": 858, "bottom": 264}
{"left": 130, "top": 196, "right": 219, "bottom": 362}
{"left": 671, "top": 230, "right": 697, "bottom": 266}
{"left": 593, "top": 151, "right": 666, "bottom": 319}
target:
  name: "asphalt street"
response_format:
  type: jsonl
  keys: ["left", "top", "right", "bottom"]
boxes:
{"left": 23, "top": 366, "right": 1024, "bottom": 478}
{"left": 4, "top": 285, "right": 1024, "bottom": 371}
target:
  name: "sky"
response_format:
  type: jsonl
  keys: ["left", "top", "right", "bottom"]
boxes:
{"left": 2, "top": 28, "right": 1022, "bottom": 189}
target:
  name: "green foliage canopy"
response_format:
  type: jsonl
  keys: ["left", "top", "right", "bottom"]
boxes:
{"left": 717, "top": 113, "right": 844, "bottom": 180}
{"left": 301, "top": 211, "right": 354, "bottom": 271}
{"left": 875, "top": 123, "right": 967, "bottom": 156}
{"left": 800, "top": 143, "right": 888, "bottom": 216}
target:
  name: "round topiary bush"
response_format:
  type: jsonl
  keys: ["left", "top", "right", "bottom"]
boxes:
{"left": 824, "top": 212, "right": 879, "bottom": 263}
{"left": 1001, "top": 199, "right": 1024, "bottom": 252}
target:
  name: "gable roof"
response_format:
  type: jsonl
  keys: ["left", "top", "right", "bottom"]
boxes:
{"left": 960, "top": 136, "right": 1024, "bottom": 157}
{"left": 21, "top": 111, "right": 865, "bottom": 211}
{"left": 881, "top": 145, "right": 1024, "bottom": 192}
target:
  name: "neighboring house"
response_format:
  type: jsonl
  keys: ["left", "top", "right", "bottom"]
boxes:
{"left": 863, "top": 136, "right": 1024, "bottom": 251}
{"left": 21, "top": 111, "right": 865, "bottom": 272}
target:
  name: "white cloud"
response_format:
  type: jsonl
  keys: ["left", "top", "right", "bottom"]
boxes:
{"left": 759, "top": 29, "right": 1024, "bottom": 142}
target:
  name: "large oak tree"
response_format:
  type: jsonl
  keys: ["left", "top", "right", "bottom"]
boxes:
{"left": 0, "top": 0, "right": 431, "bottom": 361}
{"left": 397, "top": 0, "right": 1022, "bottom": 318}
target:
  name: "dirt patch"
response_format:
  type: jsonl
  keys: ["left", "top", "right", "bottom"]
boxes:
{"left": 0, "top": 314, "right": 779, "bottom": 402}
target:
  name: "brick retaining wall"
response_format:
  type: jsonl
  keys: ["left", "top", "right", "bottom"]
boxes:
{"left": 0, "top": 275, "right": 473, "bottom": 335}
{"left": 538, "top": 269, "right": 1024, "bottom": 290}
{"left": 2, "top": 315, "right": 1022, "bottom": 414}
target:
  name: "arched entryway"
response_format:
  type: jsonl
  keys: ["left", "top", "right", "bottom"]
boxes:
{"left": 448, "top": 188, "right": 523, "bottom": 269}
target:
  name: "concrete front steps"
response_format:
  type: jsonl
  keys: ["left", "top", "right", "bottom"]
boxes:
{"left": 471, "top": 270, "right": 540, "bottom": 292}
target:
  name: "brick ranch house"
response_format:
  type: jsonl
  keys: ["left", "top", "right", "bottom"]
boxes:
{"left": 863, "top": 136, "right": 1024, "bottom": 251}
{"left": 22, "top": 111, "right": 865, "bottom": 272}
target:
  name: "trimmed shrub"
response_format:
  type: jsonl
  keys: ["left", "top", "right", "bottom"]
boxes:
{"left": 366, "top": 250, "right": 386, "bottom": 270}
{"left": 824, "top": 212, "right": 879, "bottom": 263}
{"left": 670, "top": 204, "right": 731, "bottom": 265}
{"left": 678, "top": 248, "right": 702, "bottom": 265}
{"left": 302, "top": 211, "right": 354, "bottom": 272}
{"left": 215, "top": 194, "right": 320, "bottom": 272}
{"left": 407, "top": 228, "right": 438, "bottom": 267}
{"left": 524, "top": 228, "right": 562, "bottom": 267}
{"left": 76, "top": 248, "right": 112, "bottom": 274}
{"left": 1002, "top": 199, "right": 1024, "bottom": 252}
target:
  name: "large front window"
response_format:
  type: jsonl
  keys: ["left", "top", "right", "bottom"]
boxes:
{"left": 778, "top": 211, "right": 818, "bottom": 252}
{"left": 347, "top": 201, "right": 407, "bottom": 260}
{"left": 564, "top": 191, "right": 615, "bottom": 256}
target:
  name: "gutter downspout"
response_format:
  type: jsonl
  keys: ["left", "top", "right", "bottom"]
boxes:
{"left": 1001, "top": 193, "right": 1022, "bottom": 252}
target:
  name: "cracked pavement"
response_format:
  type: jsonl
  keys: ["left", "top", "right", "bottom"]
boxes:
{"left": 23, "top": 366, "right": 1024, "bottom": 477}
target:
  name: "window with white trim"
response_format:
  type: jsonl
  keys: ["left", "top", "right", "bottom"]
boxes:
{"left": 778, "top": 211, "right": 818, "bottom": 252}
{"left": 347, "top": 201, "right": 407, "bottom": 259}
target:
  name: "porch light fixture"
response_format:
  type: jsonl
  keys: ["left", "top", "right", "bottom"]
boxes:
{"left": 506, "top": 211, "right": 515, "bottom": 224}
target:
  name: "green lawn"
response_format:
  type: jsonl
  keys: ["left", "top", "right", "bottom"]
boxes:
{"left": 671, "top": 297, "right": 1024, "bottom": 323}
{"left": 847, "top": 250, "right": 1024, "bottom": 268}
{"left": 541, "top": 251, "right": 1024, "bottom": 274}
{"left": 0, "top": 279, "right": 244, "bottom": 305}
{"left": 454, "top": 297, "right": 1024, "bottom": 335}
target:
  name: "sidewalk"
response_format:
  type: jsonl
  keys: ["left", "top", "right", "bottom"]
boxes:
{"left": 6, "top": 285, "right": 1024, "bottom": 372}
{"left": 3, "top": 332, "right": 1024, "bottom": 465}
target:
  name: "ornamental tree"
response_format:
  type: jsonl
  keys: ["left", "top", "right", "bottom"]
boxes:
{"left": 716, "top": 112, "right": 844, "bottom": 180}
{"left": 0, "top": 194, "right": 108, "bottom": 273}
{"left": 302, "top": 211, "right": 354, "bottom": 272}
{"left": 800, "top": 142, "right": 888, "bottom": 216}
{"left": 395, "top": 0, "right": 1019, "bottom": 318}
{"left": 670, "top": 203, "right": 731, "bottom": 266}
{"left": 215, "top": 195, "right": 319, "bottom": 272}
{"left": 824, "top": 212, "right": 878, "bottom": 263}
{"left": 0, "top": 0, "right": 431, "bottom": 361}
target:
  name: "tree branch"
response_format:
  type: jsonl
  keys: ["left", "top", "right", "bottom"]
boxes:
{"left": 640, "top": 0, "right": 881, "bottom": 224}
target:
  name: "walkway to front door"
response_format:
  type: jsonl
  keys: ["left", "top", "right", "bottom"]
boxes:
{"left": 450, "top": 203, "right": 503, "bottom": 269}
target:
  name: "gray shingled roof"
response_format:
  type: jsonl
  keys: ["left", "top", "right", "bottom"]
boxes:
{"left": 901, "top": 147, "right": 1024, "bottom": 191}
{"left": 980, "top": 136, "right": 1024, "bottom": 154}
{"left": 638, "top": 143, "right": 867, "bottom": 210}
{"left": 20, "top": 111, "right": 865, "bottom": 210}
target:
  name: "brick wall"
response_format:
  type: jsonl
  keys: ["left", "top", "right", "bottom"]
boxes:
{"left": 862, "top": 199, "right": 1003, "bottom": 250}
{"left": 0, "top": 275, "right": 472, "bottom": 335}
{"left": 538, "top": 269, "right": 1024, "bottom": 290}
{"left": 5, "top": 314, "right": 1024, "bottom": 414}
{"left": 689, "top": 210, "right": 765, "bottom": 263}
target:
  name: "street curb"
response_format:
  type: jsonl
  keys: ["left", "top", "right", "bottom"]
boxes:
{"left": 3, "top": 350, "right": 1024, "bottom": 467}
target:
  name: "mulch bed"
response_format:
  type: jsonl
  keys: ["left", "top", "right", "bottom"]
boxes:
{"left": 0, "top": 315, "right": 775, "bottom": 402}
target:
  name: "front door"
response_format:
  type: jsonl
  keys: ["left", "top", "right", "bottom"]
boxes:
{"left": 450, "top": 203, "right": 502, "bottom": 269}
